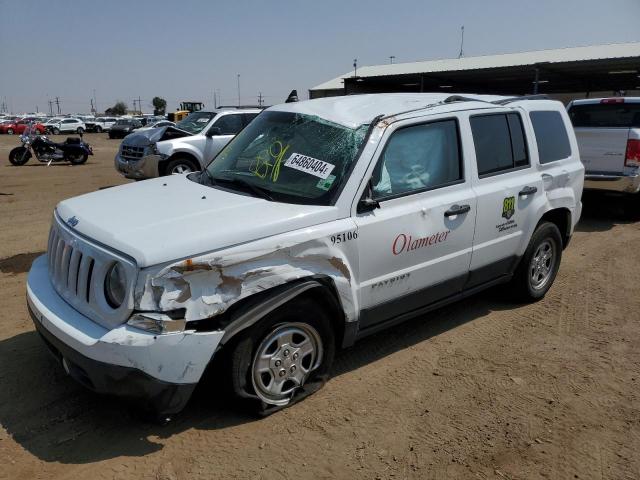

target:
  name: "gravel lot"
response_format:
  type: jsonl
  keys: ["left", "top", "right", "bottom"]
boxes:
{"left": 0, "top": 133, "right": 639, "bottom": 480}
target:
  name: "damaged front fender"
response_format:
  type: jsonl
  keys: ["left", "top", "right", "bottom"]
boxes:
{"left": 134, "top": 235, "right": 358, "bottom": 329}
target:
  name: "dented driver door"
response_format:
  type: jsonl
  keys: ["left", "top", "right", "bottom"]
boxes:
{"left": 353, "top": 118, "right": 477, "bottom": 331}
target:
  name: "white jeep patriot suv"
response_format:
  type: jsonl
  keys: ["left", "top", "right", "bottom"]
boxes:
{"left": 27, "top": 93, "right": 583, "bottom": 417}
{"left": 115, "top": 108, "right": 261, "bottom": 179}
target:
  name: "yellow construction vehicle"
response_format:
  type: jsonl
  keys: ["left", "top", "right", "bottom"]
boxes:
{"left": 167, "top": 101, "right": 205, "bottom": 122}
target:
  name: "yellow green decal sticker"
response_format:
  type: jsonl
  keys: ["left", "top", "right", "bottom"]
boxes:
{"left": 250, "top": 140, "right": 290, "bottom": 182}
{"left": 316, "top": 175, "right": 336, "bottom": 191}
{"left": 502, "top": 196, "right": 515, "bottom": 220}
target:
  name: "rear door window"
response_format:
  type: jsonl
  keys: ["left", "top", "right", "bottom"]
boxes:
{"left": 568, "top": 103, "right": 640, "bottom": 128}
{"left": 529, "top": 111, "right": 572, "bottom": 164}
{"left": 470, "top": 112, "right": 530, "bottom": 176}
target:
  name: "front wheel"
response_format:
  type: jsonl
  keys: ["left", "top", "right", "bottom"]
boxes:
{"left": 9, "top": 146, "right": 32, "bottom": 165}
{"left": 95, "top": 126, "right": 102, "bottom": 133}
{"left": 6, "top": 128, "right": 14, "bottom": 135}
{"left": 165, "top": 157, "right": 199, "bottom": 175}
{"left": 227, "top": 297, "right": 335, "bottom": 415}
{"left": 511, "top": 222, "right": 562, "bottom": 301}
{"left": 77, "top": 127, "right": 84, "bottom": 134}
{"left": 52, "top": 127, "right": 60, "bottom": 135}
{"left": 66, "top": 152, "right": 88, "bottom": 165}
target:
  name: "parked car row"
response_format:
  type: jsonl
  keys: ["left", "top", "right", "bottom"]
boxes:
{"left": 0, "top": 114, "right": 171, "bottom": 135}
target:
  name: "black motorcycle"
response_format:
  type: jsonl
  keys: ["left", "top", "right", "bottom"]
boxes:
{"left": 9, "top": 125, "right": 93, "bottom": 166}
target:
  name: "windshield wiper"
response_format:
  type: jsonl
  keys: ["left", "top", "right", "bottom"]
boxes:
{"left": 210, "top": 175, "right": 274, "bottom": 201}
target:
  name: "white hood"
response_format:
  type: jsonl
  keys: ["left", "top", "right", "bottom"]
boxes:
{"left": 56, "top": 175, "right": 339, "bottom": 267}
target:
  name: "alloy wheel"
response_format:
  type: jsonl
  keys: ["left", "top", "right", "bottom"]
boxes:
{"left": 251, "top": 322, "right": 323, "bottom": 405}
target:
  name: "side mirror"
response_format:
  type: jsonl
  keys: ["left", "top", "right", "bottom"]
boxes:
{"left": 206, "top": 126, "right": 222, "bottom": 137}
{"left": 357, "top": 197, "right": 380, "bottom": 214}
{"left": 357, "top": 181, "right": 380, "bottom": 214}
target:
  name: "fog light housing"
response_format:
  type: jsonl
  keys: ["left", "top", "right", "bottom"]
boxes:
{"left": 127, "top": 312, "right": 186, "bottom": 334}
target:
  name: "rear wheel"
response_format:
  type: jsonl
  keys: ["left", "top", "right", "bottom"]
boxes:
{"left": 76, "top": 127, "right": 84, "bottom": 134}
{"left": 9, "top": 146, "right": 32, "bottom": 165}
{"left": 52, "top": 127, "right": 60, "bottom": 135}
{"left": 66, "top": 152, "right": 88, "bottom": 165}
{"left": 511, "top": 222, "right": 562, "bottom": 301}
{"left": 6, "top": 128, "right": 14, "bottom": 135}
{"left": 95, "top": 126, "right": 102, "bottom": 133}
{"left": 165, "top": 157, "right": 198, "bottom": 175}
{"left": 227, "top": 297, "right": 335, "bottom": 415}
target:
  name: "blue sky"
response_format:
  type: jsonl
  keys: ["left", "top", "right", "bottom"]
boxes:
{"left": 0, "top": 0, "right": 639, "bottom": 114}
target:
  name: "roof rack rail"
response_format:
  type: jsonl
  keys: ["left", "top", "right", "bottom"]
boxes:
{"left": 444, "top": 95, "right": 492, "bottom": 104}
{"left": 492, "top": 94, "right": 549, "bottom": 105}
{"left": 375, "top": 95, "right": 494, "bottom": 124}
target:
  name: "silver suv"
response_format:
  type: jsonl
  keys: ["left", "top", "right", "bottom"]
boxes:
{"left": 115, "top": 108, "right": 261, "bottom": 179}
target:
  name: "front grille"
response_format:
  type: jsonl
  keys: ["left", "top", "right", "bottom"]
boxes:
{"left": 47, "top": 214, "right": 137, "bottom": 329}
{"left": 48, "top": 226, "right": 95, "bottom": 304}
{"left": 121, "top": 145, "right": 145, "bottom": 161}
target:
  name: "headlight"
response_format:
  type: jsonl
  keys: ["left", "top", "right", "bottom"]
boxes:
{"left": 127, "top": 312, "right": 186, "bottom": 334}
{"left": 105, "top": 262, "right": 126, "bottom": 308}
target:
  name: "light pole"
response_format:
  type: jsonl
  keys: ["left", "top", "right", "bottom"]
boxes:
{"left": 389, "top": 55, "right": 395, "bottom": 64}
{"left": 353, "top": 59, "right": 358, "bottom": 77}
{"left": 237, "top": 74, "right": 241, "bottom": 106}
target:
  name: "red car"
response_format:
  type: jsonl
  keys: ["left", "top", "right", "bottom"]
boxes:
{"left": 0, "top": 120, "right": 46, "bottom": 135}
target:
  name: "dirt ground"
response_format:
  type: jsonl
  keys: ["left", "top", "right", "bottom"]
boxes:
{"left": 0, "top": 132, "right": 639, "bottom": 480}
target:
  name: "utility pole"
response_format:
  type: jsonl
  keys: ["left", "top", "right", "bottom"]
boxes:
{"left": 55, "top": 97, "right": 61, "bottom": 115}
{"left": 458, "top": 25, "right": 465, "bottom": 59}
{"left": 93, "top": 89, "right": 97, "bottom": 114}
{"left": 353, "top": 58, "right": 358, "bottom": 77}
{"left": 48, "top": 99, "right": 53, "bottom": 116}
{"left": 138, "top": 96, "right": 142, "bottom": 114}
{"left": 90, "top": 98, "right": 95, "bottom": 114}
{"left": 258, "top": 92, "right": 263, "bottom": 106}
{"left": 389, "top": 55, "right": 395, "bottom": 64}
{"left": 213, "top": 90, "right": 217, "bottom": 108}
{"left": 533, "top": 67, "right": 540, "bottom": 95}
{"left": 237, "top": 74, "right": 241, "bottom": 106}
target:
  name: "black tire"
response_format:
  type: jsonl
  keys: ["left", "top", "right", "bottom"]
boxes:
{"left": 66, "top": 152, "right": 88, "bottom": 165}
{"left": 9, "top": 146, "right": 32, "bottom": 165}
{"left": 95, "top": 126, "right": 102, "bottom": 133}
{"left": 52, "top": 127, "right": 60, "bottom": 135}
{"left": 511, "top": 222, "right": 562, "bottom": 302}
{"left": 226, "top": 296, "right": 335, "bottom": 415}
{"left": 77, "top": 127, "right": 84, "bottom": 134}
{"left": 164, "top": 156, "right": 199, "bottom": 176}
{"left": 6, "top": 128, "right": 14, "bottom": 135}
{"left": 623, "top": 192, "right": 640, "bottom": 220}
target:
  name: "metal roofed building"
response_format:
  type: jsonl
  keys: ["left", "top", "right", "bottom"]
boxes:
{"left": 310, "top": 42, "right": 640, "bottom": 101}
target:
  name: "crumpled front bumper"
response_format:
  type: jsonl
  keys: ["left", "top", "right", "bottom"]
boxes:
{"left": 27, "top": 255, "right": 224, "bottom": 414}
{"left": 114, "top": 152, "right": 164, "bottom": 180}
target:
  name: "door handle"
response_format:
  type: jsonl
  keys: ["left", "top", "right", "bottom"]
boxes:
{"left": 518, "top": 186, "right": 538, "bottom": 197}
{"left": 444, "top": 204, "right": 471, "bottom": 217}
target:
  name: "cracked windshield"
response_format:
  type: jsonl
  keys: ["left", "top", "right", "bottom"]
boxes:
{"left": 206, "top": 111, "right": 368, "bottom": 204}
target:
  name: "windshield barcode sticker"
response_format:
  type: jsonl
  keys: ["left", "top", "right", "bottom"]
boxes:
{"left": 284, "top": 153, "right": 335, "bottom": 179}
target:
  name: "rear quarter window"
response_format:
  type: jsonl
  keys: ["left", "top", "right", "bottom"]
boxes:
{"left": 529, "top": 111, "right": 572, "bottom": 164}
